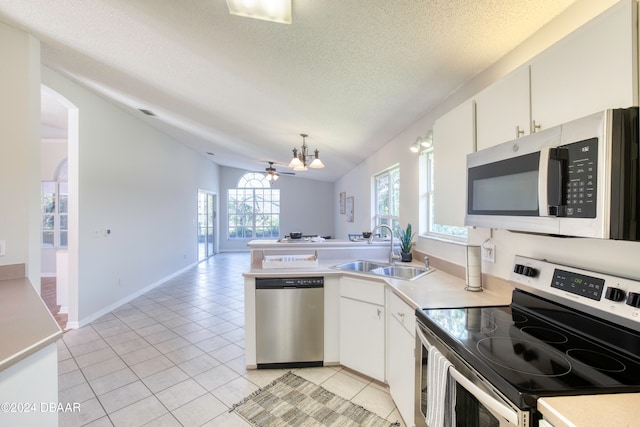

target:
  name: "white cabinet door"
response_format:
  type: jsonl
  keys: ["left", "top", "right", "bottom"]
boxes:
{"left": 386, "top": 291, "right": 416, "bottom": 427}
{"left": 475, "top": 65, "right": 530, "bottom": 150}
{"left": 530, "top": 0, "right": 636, "bottom": 130}
{"left": 340, "top": 297, "right": 385, "bottom": 381}
{"left": 433, "top": 99, "right": 475, "bottom": 227}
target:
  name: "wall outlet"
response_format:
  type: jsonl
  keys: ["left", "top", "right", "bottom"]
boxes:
{"left": 0, "top": 240, "right": 5, "bottom": 256}
{"left": 482, "top": 243, "right": 495, "bottom": 263}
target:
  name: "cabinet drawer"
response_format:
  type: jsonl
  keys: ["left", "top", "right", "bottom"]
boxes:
{"left": 388, "top": 291, "right": 415, "bottom": 336}
{"left": 340, "top": 277, "right": 385, "bottom": 305}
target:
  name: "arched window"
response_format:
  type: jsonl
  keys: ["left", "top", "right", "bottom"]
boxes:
{"left": 228, "top": 173, "right": 280, "bottom": 239}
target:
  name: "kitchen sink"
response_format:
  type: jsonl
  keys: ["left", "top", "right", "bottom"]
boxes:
{"left": 332, "top": 260, "right": 387, "bottom": 272}
{"left": 333, "top": 260, "right": 432, "bottom": 281}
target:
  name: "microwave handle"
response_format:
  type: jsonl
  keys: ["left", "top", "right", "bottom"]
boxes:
{"left": 538, "top": 148, "right": 550, "bottom": 217}
{"left": 539, "top": 147, "right": 569, "bottom": 217}
{"left": 448, "top": 366, "right": 519, "bottom": 426}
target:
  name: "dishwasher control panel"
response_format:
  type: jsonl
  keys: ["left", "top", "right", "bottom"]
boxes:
{"left": 255, "top": 277, "right": 324, "bottom": 289}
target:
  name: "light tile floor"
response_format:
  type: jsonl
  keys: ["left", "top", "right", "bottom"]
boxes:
{"left": 58, "top": 252, "right": 404, "bottom": 426}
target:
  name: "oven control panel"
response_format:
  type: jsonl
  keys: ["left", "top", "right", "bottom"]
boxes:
{"left": 511, "top": 255, "right": 640, "bottom": 328}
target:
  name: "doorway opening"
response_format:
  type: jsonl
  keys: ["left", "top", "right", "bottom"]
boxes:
{"left": 40, "top": 85, "right": 78, "bottom": 330}
{"left": 198, "top": 190, "right": 217, "bottom": 261}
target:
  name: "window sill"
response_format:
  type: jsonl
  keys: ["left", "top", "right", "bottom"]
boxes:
{"left": 419, "top": 233, "right": 468, "bottom": 246}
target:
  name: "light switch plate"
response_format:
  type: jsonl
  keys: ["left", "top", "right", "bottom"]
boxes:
{"left": 0, "top": 240, "right": 5, "bottom": 256}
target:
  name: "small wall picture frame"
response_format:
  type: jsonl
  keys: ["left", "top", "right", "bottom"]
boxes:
{"left": 346, "top": 196, "right": 354, "bottom": 222}
{"left": 340, "top": 192, "right": 346, "bottom": 214}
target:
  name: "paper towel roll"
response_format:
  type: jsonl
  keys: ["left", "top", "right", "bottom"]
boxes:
{"left": 465, "top": 245, "right": 482, "bottom": 292}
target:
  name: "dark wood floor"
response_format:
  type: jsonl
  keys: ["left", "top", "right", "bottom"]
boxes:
{"left": 41, "top": 277, "right": 68, "bottom": 331}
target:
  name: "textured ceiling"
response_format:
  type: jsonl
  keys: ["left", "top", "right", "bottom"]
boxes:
{"left": 0, "top": 0, "right": 576, "bottom": 181}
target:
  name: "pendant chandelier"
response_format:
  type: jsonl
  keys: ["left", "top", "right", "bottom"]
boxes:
{"left": 288, "top": 133, "right": 325, "bottom": 171}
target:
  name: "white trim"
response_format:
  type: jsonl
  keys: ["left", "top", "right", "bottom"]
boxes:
{"left": 70, "top": 262, "right": 198, "bottom": 329}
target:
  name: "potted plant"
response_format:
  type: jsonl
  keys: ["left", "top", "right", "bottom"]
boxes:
{"left": 399, "top": 223, "right": 416, "bottom": 262}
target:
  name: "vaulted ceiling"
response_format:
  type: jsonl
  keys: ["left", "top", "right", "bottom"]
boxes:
{"left": 0, "top": 0, "right": 576, "bottom": 181}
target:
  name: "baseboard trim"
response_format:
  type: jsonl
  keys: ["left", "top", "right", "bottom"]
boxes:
{"left": 0, "top": 264, "right": 26, "bottom": 280}
{"left": 71, "top": 262, "right": 198, "bottom": 329}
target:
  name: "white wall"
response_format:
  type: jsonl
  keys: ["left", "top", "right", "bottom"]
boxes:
{"left": 334, "top": 136, "right": 420, "bottom": 239}
{"left": 0, "top": 21, "right": 41, "bottom": 285}
{"left": 336, "top": 0, "right": 627, "bottom": 278}
{"left": 42, "top": 67, "right": 221, "bottom": 325}
{"left": 219, "top": 166, "right": 334, "bottom": 251}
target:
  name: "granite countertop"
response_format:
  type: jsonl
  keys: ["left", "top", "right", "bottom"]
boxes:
{"left": 0, "top": 277, "right": 63, "bottom": 371}
{"left": 538, "top": 393, "right": 640, "bottom": 427}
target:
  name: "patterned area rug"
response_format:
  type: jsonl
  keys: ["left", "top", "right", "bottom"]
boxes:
{"left": 231, "top": 372, "right": 400, "bottom": 426}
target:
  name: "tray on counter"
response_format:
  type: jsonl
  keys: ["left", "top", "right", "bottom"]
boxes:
{"left": 262, "top": 251, "right": 319, "bottom": 269}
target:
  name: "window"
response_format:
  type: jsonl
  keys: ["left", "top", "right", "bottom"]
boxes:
{"left": 374, "top": 166, "right": 400, "bottom": 236}
{"left": 425, "top": 149, "right": 468, "bottom": 239}
{"left": 41, "top": 181, "right": 68, "bottom": 248}
{"left": 228, "top": 173, "right": 280, "bottom": 239}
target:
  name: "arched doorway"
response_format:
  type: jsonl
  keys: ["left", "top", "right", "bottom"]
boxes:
{"left": 40, "top": 85, "right": 79, "bottom": 330}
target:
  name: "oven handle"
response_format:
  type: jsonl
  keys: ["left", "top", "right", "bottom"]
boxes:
{"left": 448, "top": 366, "right": 519, "bottom": 425}
{"left": 416, "top": 323, "right": 519, "bottom": 426}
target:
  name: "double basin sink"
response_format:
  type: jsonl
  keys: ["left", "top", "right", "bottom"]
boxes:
{"left": 333, "top": 260, "right": 432, "bottom": 281}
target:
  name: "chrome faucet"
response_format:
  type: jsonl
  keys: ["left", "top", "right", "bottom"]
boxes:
{"left": 367, "top": 224, "right": 400, "bottom": 264}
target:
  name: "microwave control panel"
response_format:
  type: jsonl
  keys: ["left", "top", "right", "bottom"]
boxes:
{"left": 561, "top": 138, "right": 598, "bottom": 218}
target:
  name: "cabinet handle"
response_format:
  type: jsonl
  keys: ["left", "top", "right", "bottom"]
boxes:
{"left": 532, "top": 120, "right": 541, "bottom": 133}
{"left": 516, "top": 126, "right": 525, "bottom": 138}
{"left": 398, "top": 312, "right": 405, "bottom": 319}
{"left": 377, "top": 308, "right": 382, "bottom": 318}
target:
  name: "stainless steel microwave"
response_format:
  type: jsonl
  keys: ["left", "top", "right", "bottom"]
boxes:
{"left": 466, "top": 107, "right": 638, "bottom": 240}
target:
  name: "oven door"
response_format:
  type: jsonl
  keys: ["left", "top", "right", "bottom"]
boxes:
{"left": 416, "top": 322, "right": 528, "bottom": 427}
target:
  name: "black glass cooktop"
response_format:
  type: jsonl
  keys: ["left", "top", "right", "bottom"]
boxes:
{"left": 417, "top": 290, "right": 640, "bottom": 408}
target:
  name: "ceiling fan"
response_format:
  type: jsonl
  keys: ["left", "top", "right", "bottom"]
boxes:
{"left": 261, "top": 161, "right": 295, "bottom": 182}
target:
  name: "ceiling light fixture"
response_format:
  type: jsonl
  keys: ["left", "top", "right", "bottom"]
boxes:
{"left": 410, "top": 130, "right": 434, "bottom": 153}
{"left": 288, "top": 133, "right": 325, "bottom": 171}
{"left": 410, "top": 138, "right": 421, "bottom": 153}
{"left": 265, "top": 163, "right": 279, "bottom": 182}
{"left": 225, "top": 0, "right": 292, "bottom": 24}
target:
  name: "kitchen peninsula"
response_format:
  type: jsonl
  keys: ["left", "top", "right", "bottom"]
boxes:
{"left": 243, "top": 238, "right": 513, "bottom": 425}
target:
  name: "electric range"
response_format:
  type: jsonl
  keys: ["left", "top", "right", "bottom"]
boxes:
{"left": 415, "top": 255, "right": 640, "bottom": 425}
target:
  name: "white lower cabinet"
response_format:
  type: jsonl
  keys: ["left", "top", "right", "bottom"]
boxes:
{"left": 386, "top": 290, "right": 416, "bottom": 427}
{"left": 339, "top": 277, "right": 385, "bottom": 382}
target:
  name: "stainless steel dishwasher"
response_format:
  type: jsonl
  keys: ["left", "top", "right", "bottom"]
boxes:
{"left": 255, "top": 276, "right": 324, "bottom": 369}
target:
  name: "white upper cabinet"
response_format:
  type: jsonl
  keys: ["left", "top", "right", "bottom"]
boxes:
{"left": 474, "top": 0, "right": 637, "bottom": 151}
{"left": 475, "top": 65, "right": 531, "bottom": 151}
{"left": 432, "top": 0, "right": 636, "bottom": 229}
{"left": 530, "top": 0, "right": 637, "bottom": 130}
{"left": 433, "top": 99, "right": 475, "bottom": 227}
